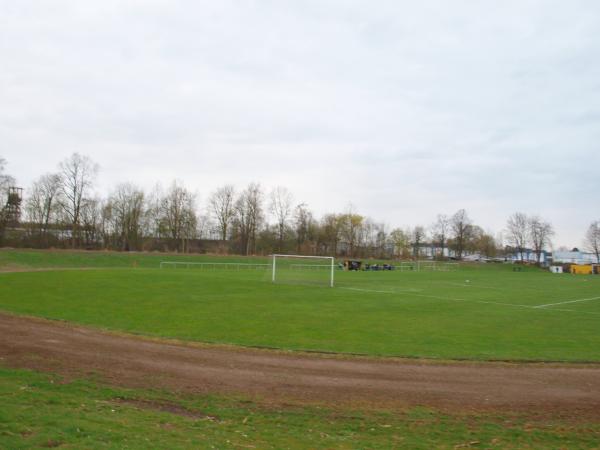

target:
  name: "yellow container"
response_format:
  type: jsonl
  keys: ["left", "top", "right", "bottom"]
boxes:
{"left": 570, "top": 265, "right": 593, "bottom": 275}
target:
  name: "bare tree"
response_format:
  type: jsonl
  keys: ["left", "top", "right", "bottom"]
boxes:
{"left": 411, "top": 225, "right": 426, "bottom": 259}
{"left": 25, "top": 173, "right": 62, "bottom": 244}
{"left": 100, "top": 200, "right": 115, "bottom": 248}
{"left": 389, "top": 228, "right": 411, "bottom": 259}
{"left": 195, "top": 212, "right": 212, "bottom": 240}
{"left": 472, "top": 229, "right": 498, "bottom": 258}
{"left": 234, "top": 183, "right": 263, "bottom": 255}
{"left": 431, "top": 214, "right": 450, "bottom": 259}
{"left": 340, "top": 205, "right": 364, "bottom": 257}
{"left": 80, "top": 197, "right": 103, "bottom": 248}
{"left": 107, "top": 183, "right": 146, "bottom": 251}
{"left": 585, "top": 220, "right": 600, "bottom": 263}
{"left": 160, "top": 181, "right": 197, "bottom": 252}
{"left": 319, "top": 213, "right": 343, "bottom": 256}
{"left": 146, "top": 184, "right": 164, "bottom": 239}
{"left": 168, "top": 182, "right": 197, "bottom": 251}
{"left": 529, "top": 216, "right": 554, "bottom": 265}
{"left": 450, "top": 209, "right": 472, "bottom": 260}
{"left": 270, "top": 186, "right": 294, "bottom": 252}
{"left": 58, "top": 153, "right": 98, "bottom": 248}
{"left": 506, "top": 212, "right": 529, "bottom": 261}
{"left": 294, "top": 203, "right": 315, "bottom": 254}
{"left": 374, "top": 223, "right": 388, "bottom": 258}
{"left": 209, "top": 185, "right": 236, "bottom": 241}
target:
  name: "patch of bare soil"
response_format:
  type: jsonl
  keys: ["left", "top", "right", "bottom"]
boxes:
{"left": 114, "top": 397, "right": 218, "bottom": 420}
{"left": 1, "top": 312, "right": 599, "bottom": 419}
{"left": 0, "top": 264, "right": 37, "bottom": 273}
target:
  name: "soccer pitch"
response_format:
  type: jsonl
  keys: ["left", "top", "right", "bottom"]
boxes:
{"left": 1, "top": 250, "right": 599, "bottom": 362}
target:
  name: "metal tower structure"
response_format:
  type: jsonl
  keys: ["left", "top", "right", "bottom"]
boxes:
{"left": 2, "top": 186, "right": 23, "bottom": 226}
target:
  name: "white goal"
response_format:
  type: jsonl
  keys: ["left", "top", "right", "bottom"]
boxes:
{"left": 271, "top": 254, "right": 335, "bottom": 287}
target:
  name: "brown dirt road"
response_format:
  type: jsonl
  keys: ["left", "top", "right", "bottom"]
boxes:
{"left": 2, "top": 312, "right": 600, "bottom": 417}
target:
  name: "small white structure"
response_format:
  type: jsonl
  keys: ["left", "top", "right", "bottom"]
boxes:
{"left": 549, "top": 265, "right": 563, "bottom": 274}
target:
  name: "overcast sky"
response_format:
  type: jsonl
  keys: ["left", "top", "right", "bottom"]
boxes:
{"left": 1, "top": 0, "right": 599, "bottom": 248}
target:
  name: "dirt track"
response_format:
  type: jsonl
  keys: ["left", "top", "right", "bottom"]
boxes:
{"left": 2, "top": 312, "right": 600, "bottom": 416}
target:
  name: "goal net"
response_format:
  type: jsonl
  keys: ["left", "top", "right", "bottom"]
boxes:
{"left": 271, "top": 254, "right": 335, "bottom": 287}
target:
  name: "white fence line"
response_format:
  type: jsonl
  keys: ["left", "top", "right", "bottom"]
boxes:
{"left": 290, "top": 264, "right": 333, "bottom": 270}
{"left": 160, "top": 261, "right": 270, "bottom": 270}
{"left": 393, "top": 261, "right": 459, "bottom": 272}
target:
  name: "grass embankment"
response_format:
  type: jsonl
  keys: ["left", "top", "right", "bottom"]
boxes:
{"left": 0, "top": 248, "right": 268, "bottom": 270}
{"left": 1, "top": 366, "right": 598, "bottom": 449}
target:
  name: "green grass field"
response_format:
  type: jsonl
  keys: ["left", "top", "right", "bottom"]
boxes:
{"left": 2, "top": 249, "right": 600, "bottom": 449}
{"left": 4, "top": 366, "right": 598, "bottom": 450}
{"left": 1, "top": 249, "right": 599, "bottom": 362}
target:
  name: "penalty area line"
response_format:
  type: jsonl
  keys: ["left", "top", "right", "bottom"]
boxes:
{"left": 533, "top": 296, "right": 600, "bottom": 309}
{"left": 339, "top": 287, "right": 532, "bottom": 309}
{"left": 443, "top": 282, "right": 502, "bottom": 290}
{"left": 340, "top": 287, "right": 423, "bottom": 294}
{"left": 339, "top": 287, "right": 600, "bottom": 316}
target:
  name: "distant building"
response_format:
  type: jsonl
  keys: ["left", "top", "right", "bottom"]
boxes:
{"left": 552, "top": 250, "right": 597, "bottom": 265}
{"left": 505, "top": 248, "right": 551, "bottom": 265}
{"left": 412, "top": 244, "right": 479, "bottom": 260}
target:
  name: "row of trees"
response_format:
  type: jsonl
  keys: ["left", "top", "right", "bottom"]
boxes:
{"left": 2, "top": 154, "right": 599, "bottom": 261}
{"left": 23, "top": 154, "right": 198, "bottom": 252}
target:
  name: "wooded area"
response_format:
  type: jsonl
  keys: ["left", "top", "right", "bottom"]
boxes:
{"left": 1, "top": 154, "right": 598, "bottom": 261}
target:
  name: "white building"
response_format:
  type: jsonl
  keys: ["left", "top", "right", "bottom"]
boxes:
{"left": 505, "top": 248, "right": 551, "bottom": 265}
{"left": 552, "top": 250, "right": 597, "bottom": 265}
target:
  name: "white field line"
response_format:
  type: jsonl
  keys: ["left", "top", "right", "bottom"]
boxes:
{"left": 408, "top": 292, "right": 534, "bottom": 309}
{"left": 542, "top": 308, "right": 600, "bottom": 316}
{"left": 341, "top": 287, "right": 423, "bottom": 294}
{"left": 340, "top": 287, "right": 532, "bottom": 309}
{"left": 533, "top": 296, "right": 600, "bottom": 309}
{"left": 339, "top": 286, "right": 600, "bottom": 316}
{"left": 443, "top": 282, "right": 507, "bottom": 290}
{"left": 442, "top": 281, "right": 555, "bottom": 294}
{"left": 341, "top": 287, "right": 395, "bottom": 294}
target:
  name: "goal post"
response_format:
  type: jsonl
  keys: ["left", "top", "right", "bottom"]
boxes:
{"left": 271, "top": 254, "right": 335, "bottom": 287}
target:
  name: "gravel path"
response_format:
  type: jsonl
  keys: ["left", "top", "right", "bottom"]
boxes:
{"left": 2, "top": 312, "right": 599, "bottom": 417}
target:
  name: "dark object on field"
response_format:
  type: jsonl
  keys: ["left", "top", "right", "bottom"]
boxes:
{"left": 364, "top": 263, "right": 394, "bottom": 271}
{"left": 344, "top": 260, "right": 362, "bottom": 271}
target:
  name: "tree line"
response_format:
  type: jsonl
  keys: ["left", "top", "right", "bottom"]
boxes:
{"left": 1, "top": 154, "right": 599, "bottom": 262}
